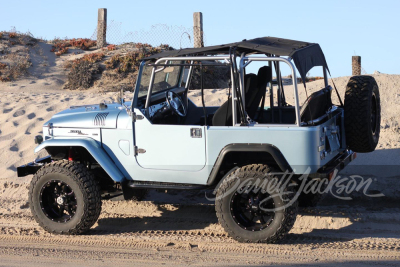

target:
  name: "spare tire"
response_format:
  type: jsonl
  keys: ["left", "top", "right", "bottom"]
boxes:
{"left": 344, "top": 76, "right": 381, "bottom": 152}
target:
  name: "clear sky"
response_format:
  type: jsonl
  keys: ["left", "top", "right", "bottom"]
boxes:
{"left": 1, "top": 0, "right": 399, "bottom": 77}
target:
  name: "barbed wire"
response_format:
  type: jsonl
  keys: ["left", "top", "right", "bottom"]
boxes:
{"left": 361, "top": 67, "right": 368, "bottom": 75}
{"left": 90, "top": 21, "right": 206, "bottom": 49}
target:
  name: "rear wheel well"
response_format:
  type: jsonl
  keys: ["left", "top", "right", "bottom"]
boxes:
{"left": 209, "top": 151, "right": 282, "bottom": 186}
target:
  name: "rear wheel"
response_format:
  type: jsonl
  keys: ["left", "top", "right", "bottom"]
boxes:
{"left": 29, "top": 160, "right": 102, "bottom": 234}
{"left": 215, "top": 164, "right": 298, "bottom": 243}
{"left": 344, "top": 76, "right": 381, "bottom": 152}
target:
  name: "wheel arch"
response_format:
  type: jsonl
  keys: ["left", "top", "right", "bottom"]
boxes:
{"left": 207, "top": 143, "right": 292, "bottom": 186}
{"left": 35, "top": 138, "right": 125, "bottom": 182}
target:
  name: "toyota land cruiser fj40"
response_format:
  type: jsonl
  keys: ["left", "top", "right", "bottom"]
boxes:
{"left": 18, "top": 37, "right": 380, "bottom": 243}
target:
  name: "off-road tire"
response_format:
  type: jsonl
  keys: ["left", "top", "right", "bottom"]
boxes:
{"left": 29, "top": 160, "right": 102, "bottom": 235}
{"left": 344, "top": 76, "right": 381, "bottom": 152}
{"left": 215, "top": 164, "right": 298, "bottom": 243}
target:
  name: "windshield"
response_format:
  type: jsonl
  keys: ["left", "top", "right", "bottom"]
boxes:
{"left": 138, "top": 61, "right": 181, "bottom": 98}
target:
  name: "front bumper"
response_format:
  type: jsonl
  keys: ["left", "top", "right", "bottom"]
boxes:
{"left": 17, "top": 156, "right": 52, "bottom": 177}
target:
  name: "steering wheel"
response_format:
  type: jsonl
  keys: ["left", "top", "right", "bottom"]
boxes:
{"left": 166, "top": 91, "right": 187, "bottom": 117}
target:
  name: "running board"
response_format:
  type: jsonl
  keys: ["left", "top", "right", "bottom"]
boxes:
{"left": 127, "top": 181, "right": 207, "bottom": 190}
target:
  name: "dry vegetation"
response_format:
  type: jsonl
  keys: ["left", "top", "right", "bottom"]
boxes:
{"left": 63, "top": 43, "right": 173, "bottom": 91}
{"left": 0, "top": 29, "right": 176, "bottom": 91}
{"left": 64, "top": 52, "right": 105, "bottom": 89}
{"left": 0, "top": 29, "right": 337, "bottom": 91}
{"left": 50, "top": 38, "right": 97, "bottom": 56}
{"left": 0, "top": 31, "right": 36, "bottom": 82}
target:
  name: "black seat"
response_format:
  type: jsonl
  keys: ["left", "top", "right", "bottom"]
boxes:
{"left": 212, "top": 74, "right": 256, "bottom": 126}
{"left": 212, "top": 66, "right": 272, "bottom": 126}
{"left": 246, "top": 66, "right": 272, "bottom": 119}
{"left": 300, "top": 87, "right": 333, "bottom": 123}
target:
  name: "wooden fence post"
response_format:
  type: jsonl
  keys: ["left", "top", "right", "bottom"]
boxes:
{"left": 193, "top": 12, "right": 204, "bottom": 48}
{"left": 352, "top": 56, "right": 361, "bottom": 76}
{"left": 97, "top": 8, "right": 107, "bottom": 48}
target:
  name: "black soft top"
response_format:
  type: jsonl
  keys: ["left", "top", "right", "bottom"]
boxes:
{"left": 145, "top": 36, "right": 330, "bottom": 84}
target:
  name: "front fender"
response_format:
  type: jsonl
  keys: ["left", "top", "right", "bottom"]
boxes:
{"left": 35, "top": 138, "right": 125, "bottom": 182}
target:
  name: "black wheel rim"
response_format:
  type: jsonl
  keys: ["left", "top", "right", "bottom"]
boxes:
{"left": 230, "top": 187, "right": 276, "bottom": 231}
{"left": 371, "top": 93, "right": 378, "bottom": 134}
{"left": 39, "top": 180, "right": 77, "bottom": 223}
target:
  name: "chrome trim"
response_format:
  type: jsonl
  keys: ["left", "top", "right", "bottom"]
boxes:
{"left": 132, "top": 61, "right": 146, "bottom": 108}
{"left": 276, "top": 60, "right": 281, "bottom": 108}
{"left": 306, "top": 113, "right": 329, "bottom": 125}
{"left": 145, "top": 66, "right": 156, "bottom": 112}
{"left": 70, "top": 105, "right": 97, "bottom": 110}
{"left": 237, "top": 123, "right": 300, "bottom": 128}
{"left": 154, "top": 60, "right": 168, "bottom": 73}
{"left": 185, "top": 60, "right": 194, "bottom": 90}
{"left": 239, "top": 52, "right": 246, "bottom": 105}
{"left": 239, "top": 56, "right": 301, "bottom": 127}
{"left": 154, "top": 56, "right": 231, "bottom": 63}
{"left": 230, "top": 58, "right": 237, "bottom": 126}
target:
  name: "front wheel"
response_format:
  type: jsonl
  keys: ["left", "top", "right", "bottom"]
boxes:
{"left": 29, "top": 160, "right": 102, "bottom": 234}
{"left": 215, "top": 164, "right": 298, "bottom": 243}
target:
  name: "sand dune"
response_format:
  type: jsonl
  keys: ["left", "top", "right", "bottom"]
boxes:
{"left": 0, "top": 89, "right": 123, "bottom": 179}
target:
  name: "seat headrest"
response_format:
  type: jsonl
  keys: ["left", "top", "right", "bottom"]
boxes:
{"left": 257, "top": 66, "right": 272, "bottom": 88}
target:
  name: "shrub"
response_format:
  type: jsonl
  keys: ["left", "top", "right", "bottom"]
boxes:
{"left": 81, "top": 52, "right": 105, "bottom": 63}
{"left": 0, "top": 62, "right": 7, "bottom": 82}
{"left": 66, "top": 60, "right": 100, "bottom": 89}
{"left": 55, "top": 47, "right": 69, "bottom": 56}
{"left": 69, "top": 38, "right": 96, "bottom": 50}
{"left": 51, "top": 38, "right": 97, "bottom": 56}
{"left": 0, "top": 55, "right": 31, "bottom": 82}
{"left": 9, "top": 32, "right": 17, "bottom": 38}
{"left": 104, "top": 47, "right": 162, "bottom": 75}
{"left": 135, "top": 43, "right": 152, "bottom": 49}
{"left": 18, "top": 33, "right": 37, "bottom": 46}
{"left": 107, "top": 44, "right": 116, "bottom": 51}
{"left": 0, "top": 32, "right": 3, "bottom": 39}
{"left": 104, "top": 54, "right": 119, "bottom": 69}
{"left": 52, "top": 40, "right": 70, "bottom": 56}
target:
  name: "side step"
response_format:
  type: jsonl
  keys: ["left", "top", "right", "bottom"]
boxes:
{"left": 127, "top": 181, "right": 208, "bottom": 190}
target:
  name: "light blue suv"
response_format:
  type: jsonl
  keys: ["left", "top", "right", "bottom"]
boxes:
{"left": 18, "top": 37, "right": 380, "bottom": 243}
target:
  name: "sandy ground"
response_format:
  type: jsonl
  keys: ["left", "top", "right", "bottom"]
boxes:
{"left": 0, "top": 188, "right": 399, "bottom": 266}
{"left": 0, "top": 47, "right": 400, "bottom": 265}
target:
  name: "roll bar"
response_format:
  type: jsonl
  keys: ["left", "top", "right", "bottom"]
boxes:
{"left": 133, "top": 55, "right": 311, "bottom": 127}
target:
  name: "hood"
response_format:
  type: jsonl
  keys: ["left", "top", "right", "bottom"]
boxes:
{"left": 44, "top": 102, "right": 130, "bottom": 129}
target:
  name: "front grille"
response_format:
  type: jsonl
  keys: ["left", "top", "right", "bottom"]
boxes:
{"left": 94, "top": 112, "right": 109, "bottom": 126}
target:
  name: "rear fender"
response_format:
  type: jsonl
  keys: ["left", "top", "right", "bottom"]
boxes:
{"left": 207, "top": 143, "right": 292, "bottom": 185}
{"left": 34, "top": 138, "right": 125, "bottom": 182}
